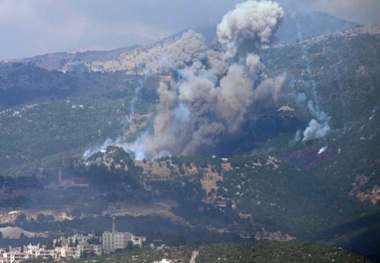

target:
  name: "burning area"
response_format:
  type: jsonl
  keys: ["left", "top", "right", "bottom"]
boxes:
{"left": 124, "top": 0, "right": 285, "bottom": 160}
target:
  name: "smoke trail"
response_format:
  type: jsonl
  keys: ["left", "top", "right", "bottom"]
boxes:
{"left": 124, "top": 0, "right": 284, "bottom": 159}
{"left": 129, "top": 80, "right": 142, "bottom": 117}
{"left": 129, "top": 68, "right": 152, "bottom": 119}
{"left": 290, "top": 11, "right": 331, "bottom": 142}
{"left": 83, "top": 67, "right": 152, "bottom": 160}
{"left": 83, "top": 138, "right": 121, "bottom": 160}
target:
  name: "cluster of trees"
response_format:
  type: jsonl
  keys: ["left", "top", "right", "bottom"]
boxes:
{"left": 22, "top": 240, "right": 373, "bottom": 263}
{"left": 83, "top": 146, "right": 143, "bottom": 189}
{"left": 0, "top": 174, "right": 45, "bottom": 190}
{"left": 0, "top": 62, "right": 145, "bottom": 107}
{"left": 0, "top": 68, "right": 158, "bottom": 177}
{"left": 196, "top": 241, "right": 374, "bottom": 263}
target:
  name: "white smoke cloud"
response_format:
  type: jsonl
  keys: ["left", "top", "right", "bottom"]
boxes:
{"left": 302, "top": 100, "right": 331, "bottom": 142}
{"left": 83, "top": 137, "right": 121, "bottom": 160}
{"left": 318, "top": 145, "right": 328, "bottom": 154}
{"left": 217, "top": 0, "right": 284, "bottom": 58}
{"left": 302, "top": 119, "right": 330, "bottom": 142}
{"left": 286, "top": 6, "right": 331, "bottom": 143}
{"left": 121, "top": 0, "right": 285, "bottom": 159}
{"left": 294, "top": 92, "right": 307, "bottom": 105}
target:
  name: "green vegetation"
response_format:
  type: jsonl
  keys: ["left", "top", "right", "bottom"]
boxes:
{"left": 262, "top": 33, "right": 380, "bottom": 129}
{"left": 0, "top": 95, "right": 154, "bottom": 176}
{"left": 31, "top": 241, "right": 373, "bottom": 263}
{"left": 196, "top": 241, "right": 374, "bottom": 263}
{"left": 84, "top": 146, "right": 143, "bottom": 188}
{"left": 0, "top": 27, "right": 379, "bottom": 262}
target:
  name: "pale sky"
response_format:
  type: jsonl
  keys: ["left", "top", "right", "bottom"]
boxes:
{"left": 0, "top": 0, "right": 379, "bottom": 60}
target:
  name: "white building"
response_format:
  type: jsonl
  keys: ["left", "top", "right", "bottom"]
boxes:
{"left": 154, "top": 259, "right": 173, "bottom": 263}
{"left": 53, "top": 233, "right": 102, "bottom": 257}
{"left": 55, "top": 246, "right": 81, "bottom": 259}
{"left": 131, "top": 235, "right": 146, "bottom": 248}
{"left": 0, "top": 244, "right": 58, "bottom": 263}
{"left": 102, "top": 217, "right": 145, "bottom": 253}
{"left": 102, "top": 231, "right": 132, "bottom": 253}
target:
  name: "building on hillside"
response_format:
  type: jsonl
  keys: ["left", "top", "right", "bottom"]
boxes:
{"left": 0, "top": 232, "right": 105, "bottom": 263}
{"left": 57, "top": 168, "right": 89, "bottom": 190}
{"left": 102, "top": 231, "right": 132, "bottom": 253}
{"left": 0, "top": 244, "right": 58, "bottom": 263}
{"left": 79, "top": 244, "right": 102, "bottom": 256}
{"left": 54, "top": 246, "right": 81, "bottom": 259}
{"left": 53, "top": 233, "right": 102, "bottom": 256}
{"left": 153, "top": 259, "right": 173, "bottom": 263}
{"left": 53, "top": 233, "right": 100, "bottom": 247}
{"left": 131, "top": 235, "right": 146, "bottom": 248}
{"left": 102, "top": 217, "right": 145, "bottom": 253}
{"left": 150, "top": 239, "right": 165, "bottom": 249}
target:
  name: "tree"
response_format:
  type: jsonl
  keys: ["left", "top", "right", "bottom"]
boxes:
{"left": 55, "top": 240, "right": 62, "bottom": 247}
{"left": 126, "top": 241, "right": 134, "bottom": 251}
{"left": 69, "top": 239, "right": 75, "bottom": 247}
{"left": 37, "top": 213, "right": 46, "bottom": 223}
{"left": 16, "top": 213, "right": 28, "bottom": 225}
{"left": 105, "top": 192, "right": 118, "bottom": 203}
{"left": 174, "top": 234, "right": 187, "bottom": 247}
{"left": 46, "top": 240, "right": 54, "bottom": 249}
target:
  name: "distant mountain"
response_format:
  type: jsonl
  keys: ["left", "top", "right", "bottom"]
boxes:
{"left": 6, "top": 47, "right": 135, "bottom": 73}
{"left": 0, "top": 12, "right": 379, "bottom": 262}
{"left": 275, "top": 11, "right": 362, "bottom": 43}
{"left": 2, "top": 11, "right": 361, "bottom": 74}
{"left": 0, "top": 62, "right": 140, "bottom": 107}
{"left": 1, "top": 24, "right": 379, "bottom": 173}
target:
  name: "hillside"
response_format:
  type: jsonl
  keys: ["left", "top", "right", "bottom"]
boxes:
{"left": 57, "top": 241, "right": 375, "bottom": 263}
{"left": 1, "top": 25, "right": 378, "bottom": 177}
{"left": 3, "top": 11, "right": 361, "bottom": 75}
{"left": 194, "top": 10, "right": 361, "bottom": 46}
{"left": 274, "top": 11, "right": 361, "bottom": 44}
{"left": 0, "top": 21, "right": 379, "bottom": 261}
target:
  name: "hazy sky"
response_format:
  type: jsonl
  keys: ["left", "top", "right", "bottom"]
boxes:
{"left": 1, "top": 0, "right": 379, "bottom": 60}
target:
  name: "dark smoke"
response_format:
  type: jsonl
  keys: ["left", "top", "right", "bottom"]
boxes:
{"left": 125, "top": 0, "right": 285, "bottom": 159}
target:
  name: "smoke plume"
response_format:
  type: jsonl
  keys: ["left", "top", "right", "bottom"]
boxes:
{"left": 302, "top": 100, "right": 330, "bottom": 142}
{"left": 83, "top": 138, "right": 121, "bottom": 160}
{"left": 217, "top": 0, "right": 285, "bottom": 59}
{"left": 125, "top": 0, "right": 284, "bottom": 159}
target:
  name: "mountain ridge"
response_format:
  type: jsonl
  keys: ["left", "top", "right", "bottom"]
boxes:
{"left": 1, "top": 11, "right": 364, "bottom": 73}
{"left": 0, "top": 10, "right": 379, "bottom": 261}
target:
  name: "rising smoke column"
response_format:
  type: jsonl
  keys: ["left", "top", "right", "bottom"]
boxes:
{"left": 217, "top": 0, "right": 285, "bottom": 59}
{"left": 126, "top": 0, "right": 284, "bottom": 159}
{"left": 288, "top": 10, "right": 331, "bottom": 142}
